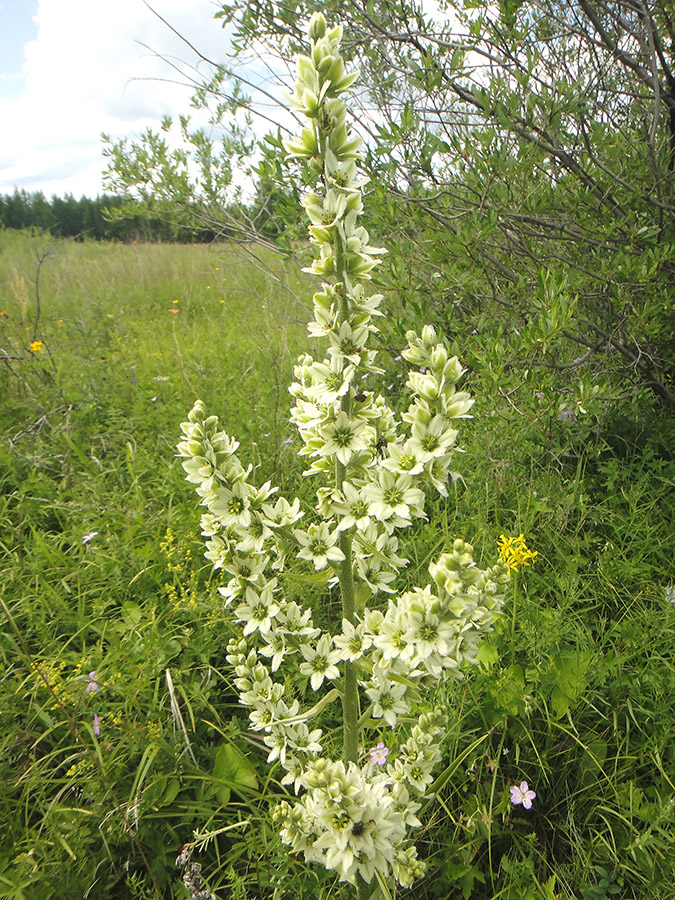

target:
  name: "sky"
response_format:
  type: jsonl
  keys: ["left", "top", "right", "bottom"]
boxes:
{"left": 0, "top": 0, "right": 262, "bottom": 199}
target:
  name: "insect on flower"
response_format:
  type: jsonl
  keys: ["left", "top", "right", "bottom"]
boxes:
{"left": 374, "top": 437, "right": 388, "bottom": 458}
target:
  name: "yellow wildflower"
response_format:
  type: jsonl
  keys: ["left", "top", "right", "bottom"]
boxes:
{"left": 29, "top": 339, "right": 45, "bottom": 352}
{"left": 497, "top": 533, "right": 538, "bottom": 571}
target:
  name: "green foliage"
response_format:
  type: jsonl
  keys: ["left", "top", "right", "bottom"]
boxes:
{"left": 101, "top": 76, "right": 263, "bottom": 244}
{"left": 1, "top": 226, "right": 674, "bottom": 897}
{"left": 5, "top": 0, "right": 675, "bottom": 872}
{"left": 412, "top": 387, "right": 675, "bottom": 900}
{"left": 0, "top": 232, "right": 311, "bottom": 898}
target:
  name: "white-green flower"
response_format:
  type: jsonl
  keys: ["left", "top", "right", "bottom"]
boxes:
{"left": 364, "top": 471, "right": 425, "bottom": 526}
{"left": 261, "top": 496, "right": 304, "bottom": 528}
{"left": 307, "top": 302, "right": 338, "bottom": 338}
{"left": 287, "top": 722, "right": 323, "bottom": 755}
{"left": 442, "top": 390, "right": 474, "bottom": 418}
{"left": 221, "top": 552, "right": 268, "bottom": 585}
{"left": 275, "top": 601, "right": 320, "bottom": 639}
{"left": 264, "top": 725, "right": 290, "bottom": 764}
{"left": 365, "top": 668, "right": 409, "bottom": 727}
{"left": 306, "top": 357, "right": 356, "bottom": 405}
{"left": 333, "top": 481, "right": 373, "bottom": 531}
{"left": 279, "top": 754, "right": 306, "bottom": 792}
{"left": 210, "top": 479, "right": 253, "bottom": 528}
{"left": 408, "top": 371, "right": 441, "bottom": 403}
{"left": 319, "top": 410, "right": 369, "bottom": 465}
{"left": 299, "top": 634, "right": 342, "bottom": 690}
{"left": 259, "top": 629, "right": 289, "bottom": 672}
{"left": 356, "top": 554, "right": 397, "bottom": 594}
{"left": 381, "top": 439, "right": 425, "bottom": 475}
{"left": 325, "top": 148, "right": 366, "bottom": 190}
{"left": 372, "top": 604, "right": 415, "bottom": 663}
{"left": 233, "top": 513, "right": 273, "bottom": 553}
{"left": 333, "top": 618, "right": 372, "bottom": 661}
{"left": 404, "top": 604, "right": 457, "bottom": 661}
{"left": 327, "top": 320, "right": 370, "bottom": 365}
{"left": 235, "top": 583, "right": 281, "bottom": 636}
{"left": 295, "top": 522, "right": 345, "bottom": 570}
{"left": 410, "top": 415, "right": 458, "bottom": 462}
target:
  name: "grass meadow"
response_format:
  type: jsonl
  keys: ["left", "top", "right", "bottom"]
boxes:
{"left": 1, "top": 229, "right": 674, "bottom": 900}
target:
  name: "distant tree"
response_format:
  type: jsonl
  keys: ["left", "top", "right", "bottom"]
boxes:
{"left": 30, "top": 192, "right": 55, "bottom": 232}
{"left": 50, "top": 194, "right": 84, "bottom": 238}
{"left": 81, "top": 197, "right": 104, "bottom": 239}
{"left": 2, "top": 188, "right": 32, "bottom": 229}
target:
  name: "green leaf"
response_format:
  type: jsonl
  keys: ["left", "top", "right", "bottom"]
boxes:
{"left": 551, "top": 651, "right": 592, "bottom": 717}
{"left": 207, "top": 742, "right": 259, "bottom": 805}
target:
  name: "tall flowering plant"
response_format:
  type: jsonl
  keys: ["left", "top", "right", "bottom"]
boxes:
{"left": 177, "top": 14, "right": 509, "bottom": 896}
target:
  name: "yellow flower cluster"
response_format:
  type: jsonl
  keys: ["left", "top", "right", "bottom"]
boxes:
{"left": 29, "top": 339, "right": 45, "bottom": 352}
{"left": 497, "top": 534, "right": 538, "bottom": 571}
{"left": 66, "top": 757, "right": 96, "bottom": 778}
{"left": 146, "top": 721, "right": 161, "bottom": 741}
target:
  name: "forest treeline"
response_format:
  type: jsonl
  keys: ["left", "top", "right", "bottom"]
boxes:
{"left": 0, "top": 188, "right": 249, "bottom": 242}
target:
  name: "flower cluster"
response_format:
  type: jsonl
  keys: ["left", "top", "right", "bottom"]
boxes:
{"left": 497, "top": 533, "right": 538, "bottom": 571}
{"left": 177, "top": 13, "right": 508, "bottom": 892}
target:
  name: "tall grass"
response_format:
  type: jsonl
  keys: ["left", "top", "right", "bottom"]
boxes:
{"left": 1, "top": 230, "right": 674, "bottom": 899}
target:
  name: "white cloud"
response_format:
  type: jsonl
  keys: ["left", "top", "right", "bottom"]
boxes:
{"left": 0, "top": 0, "right": 236, "bottom": 197}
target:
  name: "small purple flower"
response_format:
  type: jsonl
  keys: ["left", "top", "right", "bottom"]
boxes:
{"left": 666, "top": 586, "right": 675, "bottom": 604}
{"left": 557, "top": 410, "right": 579, "bottom": 424}
{"left": 82, "top": 531, "right": 99, "bottom": 545}
{"left": 510, "top": 780, "right": 536, "bottom": 809}
{"left": 393, "top": 355, "right": 402, "bottom": 362}
{"left": 85, "top": 672, "right": 99, "bottom": 694}
{"left": 369, "top": 741, "right": 389, "bottom": 766}
{"left": 93, "top": 714, "right": 101, "bottom": 736}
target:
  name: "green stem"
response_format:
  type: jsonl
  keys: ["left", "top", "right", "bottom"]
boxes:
{"left": 337, "top": 466, "right": 360, "bottom": 765}
{"left": 510, "top": 570, "right": 519, "bottom": 662}
{"left": 331, "top": 211, "right": 362, "bottom": 768}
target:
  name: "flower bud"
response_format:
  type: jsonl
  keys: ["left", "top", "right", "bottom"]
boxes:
{"left": 308, "top": 12, "right": 327, "bottom": 41}
{"left": 408, "top": 372, "right": 440, "bottom": 402}
{"left": 296, "top": 55, "right": 316, "bottom": 85}
{"left": 442, "top": 356, "right": 465, "bottom": 383}
{"left": 421, "top": 324, "right": 438, "bottom": 346}
{"left": 430, "top": 344, "right": 448, "bottom": 373}
{"left": 188, "top": 400, "right": 205, "bottom": 422}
